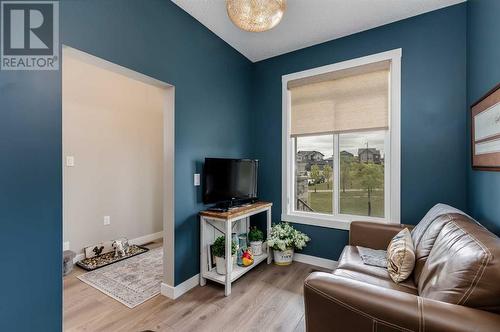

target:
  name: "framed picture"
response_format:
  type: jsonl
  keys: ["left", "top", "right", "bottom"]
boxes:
{"left": 471, "top": 83, "right": 500, "bottom": 171}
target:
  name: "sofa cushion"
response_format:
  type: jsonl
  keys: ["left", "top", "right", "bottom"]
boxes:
{"left": 411, "top": 203, "right": 471, "bottom": 249}
{"left": 333, "top": 268, "right": 418, "bottom": 295}
{"left": 337, "top": 245, "right": 417, "bottom": 294}
{"left": 413, "top": 213, "right": 472, "bottom": 284}
{"left": 411, "top": 205, "right": 476, "bottom": 284}
{"left": 418, "top": 218, "right": 500, "bottom": 313}
{"left": 387, "top": 228, "right": 415, "bottom": 283}
{"left": 338, "top": 246, "right": 388, "bottom": 278}
{"left": 356, "top": 246, "right": 387, "bottom": 268}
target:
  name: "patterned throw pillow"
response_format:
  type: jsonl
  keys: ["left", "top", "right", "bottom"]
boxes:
{"left": 387, "top": 228, "right": 415, "bottom": 283}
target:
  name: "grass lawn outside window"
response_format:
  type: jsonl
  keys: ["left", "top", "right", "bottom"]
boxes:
{"left": 308, "top": 182, "right": 384, "bottom": 218}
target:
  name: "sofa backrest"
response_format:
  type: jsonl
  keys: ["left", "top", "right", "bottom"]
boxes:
{"left": 412, "top": 213, "right": 458, "bottom": 284}
{"left": 417, "top": 217, "right": 500, "bottom": 313}
{"left": 411, "top": 203, "right": 472, "bottom": 248}
{"left": 410, "top": 204, "right": 475, "bottom": 284}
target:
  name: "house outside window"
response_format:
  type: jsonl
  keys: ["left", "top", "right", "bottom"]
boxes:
{"left": 282, "top": 50, "right": 401, "bottom": 230}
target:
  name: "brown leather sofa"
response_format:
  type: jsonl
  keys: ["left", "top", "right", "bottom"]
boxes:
{"left": 304, "top": 213, "right": 500, "bottom": 332}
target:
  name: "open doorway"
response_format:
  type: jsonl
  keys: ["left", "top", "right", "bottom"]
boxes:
{"left": 62, "top": 46, "right": 174, "bottom": 319}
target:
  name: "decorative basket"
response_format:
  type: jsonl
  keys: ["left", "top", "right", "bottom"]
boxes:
{"left": 273, "top": 248, "right": 294, "bottom": 266}
{"left": 215, "top": 255, "right": 237, "bottom": 275}
{"left": 250, "top": 241, "right": 263, "bottom": 256}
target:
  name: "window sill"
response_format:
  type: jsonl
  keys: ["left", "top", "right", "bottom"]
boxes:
{"left": 281, "top": 212, "right": 396, "bottom": 231}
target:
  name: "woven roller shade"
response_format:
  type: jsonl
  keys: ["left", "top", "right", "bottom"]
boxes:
{"left": 290, "top": 69, "right": 389, "bottom": 136}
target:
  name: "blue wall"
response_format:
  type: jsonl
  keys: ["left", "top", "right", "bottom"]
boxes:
{"left": 0, "top": 68, "right": 62, "bottom": 330}
{"left": 59, "top": 0, "right": 253, "bottom": 286}
{"left": 1, "top": 0, "right": 252, "bottom": 330}
{"left": 467, "top": 0, "right": 500, "bottom": 236}
{"left": 1, "top": 1, "right": 489, "bottom": 331}
{"left": 251, "top": 3, "right": 468, "bottom": 260}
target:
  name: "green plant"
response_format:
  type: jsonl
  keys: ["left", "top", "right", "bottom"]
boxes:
{"left": 340, "top": 153, "right": 354, "bottom": 193}
{"left": 248, "top": 226, "right": 264, "bottom": 242}
{"left": 267, "top": 222, "right": 310, "bottom": 251}
{"left": 322, "top": 164, "right": 332, "bottom": 189}
{"left": 212, "top": 236, "right": 237, "bottom": 258}
{"left": 310, "top": 165, "right": 321, "bottom": 192}
{"left": 356, "top": 162, "right": 383, "bottom": 216}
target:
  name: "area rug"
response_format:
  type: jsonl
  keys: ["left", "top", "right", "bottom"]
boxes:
{"left": 78, "top": 247, "right": 163, "bottom": 308}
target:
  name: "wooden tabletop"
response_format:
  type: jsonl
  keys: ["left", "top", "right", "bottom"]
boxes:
{"left": 199, "top": 201, "right": 272, "bottom": 220}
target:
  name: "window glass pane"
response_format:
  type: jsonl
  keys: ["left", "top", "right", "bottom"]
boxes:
{"left": 295, "top": 135, "right": 333, "bottom": 214}
{"left": 339, "top": 131, "right": 385, "bottom": 218}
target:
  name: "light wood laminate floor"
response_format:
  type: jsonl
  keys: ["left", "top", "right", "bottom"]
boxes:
{"left": 63, "top": 241, "right": 328, "bottom": 332}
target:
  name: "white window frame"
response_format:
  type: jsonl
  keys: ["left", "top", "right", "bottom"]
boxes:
{"left": 281, "top": 49, "right": 401, "bottom": 230}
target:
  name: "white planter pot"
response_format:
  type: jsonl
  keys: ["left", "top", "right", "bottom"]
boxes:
{"left": 215, "top": 255, "right": 236, "bottom": 275}
{"left": 273, "top": 248, "right": 294, "bottom": 266}
{"left": 250, "top": 241, "right": 263, "bottom": 256}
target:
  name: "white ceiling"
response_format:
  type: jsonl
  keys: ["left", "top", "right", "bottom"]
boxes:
{"left": 171, "top": 0, "right": 465, "bottom": 62}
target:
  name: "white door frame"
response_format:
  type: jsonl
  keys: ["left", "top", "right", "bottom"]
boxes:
{"left": 61, "top": 45, "right": 176, "bottom": 290}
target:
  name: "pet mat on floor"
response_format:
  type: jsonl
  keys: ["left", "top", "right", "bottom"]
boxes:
{"left": 76, "top": 245, "right": 149, "bottom": 271}
{"left": 78, "top": 247, "right": 163, "bottom": 308}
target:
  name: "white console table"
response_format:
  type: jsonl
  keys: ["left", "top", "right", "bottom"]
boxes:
{"left": 199, "top": 202, "right": 272, "bottom": 296}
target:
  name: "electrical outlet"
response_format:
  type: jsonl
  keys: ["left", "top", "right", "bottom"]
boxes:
{"left": 66, "top": 156, "right": 75, "bottom": 167}
{"left": 103, "top": 216, "right": 111, "bottom": 225}
{"left": 63, "top": 241, "right": 70, "bottom": 251}
{"left": 194, "top": 173, "right": 200, "bottom": 186}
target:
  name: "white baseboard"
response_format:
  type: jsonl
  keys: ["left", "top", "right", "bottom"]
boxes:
{"left": 161, "top": 273, "right": 199, "bottom": 300}
{"left": 293, "top": 253, "right": 337, "bottom": 270}
{"left": 129, "top": 231, "right": 163, "bottom": 246}
{"left": 72, "top": 231, "right": 164, "bottom": 264}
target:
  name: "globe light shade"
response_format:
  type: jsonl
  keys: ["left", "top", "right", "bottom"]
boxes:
{"left": 226, "top": 0, "right": 287, "bottom": 32}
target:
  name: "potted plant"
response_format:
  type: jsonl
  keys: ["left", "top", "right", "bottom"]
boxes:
{"left": 212, "top": 235, "right": 237, "bottom": 275}
{"left": 267, "top": 222, "right": 310, "bottom": 266}
{"left": 248, "top": 226, "right": 264, "bottom": 256}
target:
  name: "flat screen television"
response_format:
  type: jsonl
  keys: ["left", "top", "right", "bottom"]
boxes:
{"left": 203, "top": 158, "right": 258, "bottom": 207}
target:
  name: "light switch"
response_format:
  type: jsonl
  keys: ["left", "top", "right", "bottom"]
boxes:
{"left": 66, "top": 156, "right": 75, "bottom": 167}
{"left": 194, "top": 173, "right": 201, "bottom": 186}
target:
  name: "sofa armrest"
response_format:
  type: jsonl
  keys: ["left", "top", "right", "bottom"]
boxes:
{"left": 349, "top": 221, "right": 411, "bottom": 250}
{"left": 304, "top": 272, "right": 500, "bottom": 332}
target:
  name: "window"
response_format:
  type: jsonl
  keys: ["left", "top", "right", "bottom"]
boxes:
{"left": 282, "top": 50, "right": 401, "bottom": 230}
{"left": 338, "top": 131, "right": 385, "bottom": 218}
{"left": 295, "top": 134, "right": 334, "bottom": 214}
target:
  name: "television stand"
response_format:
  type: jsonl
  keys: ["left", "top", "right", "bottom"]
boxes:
{"left": 208, "top": 198, "right": 257, "bottom": 212}
{"left": 207, "top": 204, "right": 252, "bottom": 213}
{"left": 199, "top": 201, "right": 272, "bottom": 296}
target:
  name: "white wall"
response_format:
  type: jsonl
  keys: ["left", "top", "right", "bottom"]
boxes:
{"left": 63, "top": 49, "right": 165, "bottom": 253}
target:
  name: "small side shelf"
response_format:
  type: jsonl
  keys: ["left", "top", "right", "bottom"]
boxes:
{"left": 199, "top": 201, "right": 273, "bottom": 296}
{"left": 203, "top": 253, "right": 268, "bottom": 284}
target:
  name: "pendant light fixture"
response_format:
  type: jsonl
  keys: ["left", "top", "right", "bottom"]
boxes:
{"left": 226, "top": 0, "right": 287, "bottom": 33}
